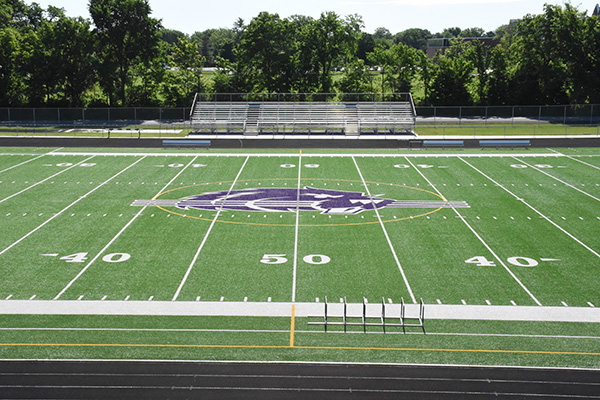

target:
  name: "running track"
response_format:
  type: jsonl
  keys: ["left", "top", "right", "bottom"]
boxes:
{"left": 0, "top": 360, "right": 598, "bottom": 399}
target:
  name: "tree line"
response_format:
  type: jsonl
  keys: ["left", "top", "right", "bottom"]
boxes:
{"left": 1, "top": 0, "right": 599, "bottom": 108}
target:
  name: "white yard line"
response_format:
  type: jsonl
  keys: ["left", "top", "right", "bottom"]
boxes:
{"left": 291, "top": 152, "right": 302, "bottom": 303}
{"left": 0, "top": 151, "right": 54, "bottom": 174}
{"left": 171, "top": 156, "right": 250, "bottom": 301}
{"left": 460, "top": 157, "right": 600, "bottom": 260}
{"left": 0, "top": 155, "right": 96, "bottom": 205}
{"left": 513, "top": 156, "right": 600, "bottom": 203}
{"left": 0, "top": 156, "right": 146, "bottom": 259}
{"left": 352, "top": 156, "right": 416, "bottom": 304}
{"left": 405, "top": 157, "right": 542, "bottom": 306}
{"left": 54, "top": 156, "right": 198, "bottom": 300}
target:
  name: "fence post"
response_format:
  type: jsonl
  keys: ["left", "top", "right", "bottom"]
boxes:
{"left": 511, "top": 106, "right": 514, "bottom": 126}
{"left": 538, "top": 106, "right": 541, "bottom": 125}
{"left": 563, "top": 105, "right": 567, "bottom": 125}
{"left": 591, "top": 104, "right": 594, "bottom": 126}
{"left": 459, "top": 106, "right": 462, "bottom": 127}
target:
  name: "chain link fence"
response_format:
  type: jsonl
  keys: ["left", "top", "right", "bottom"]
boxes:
{"left": 1, "top": 103, "right": 599, "bottom": 137}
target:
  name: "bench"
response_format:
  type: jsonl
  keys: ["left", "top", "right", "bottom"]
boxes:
{"left": 423, "top": 140, "right": 464, "bottom": 148}
{"left": 162, "top": 140, "right": 211, "bottom": 148}
{"left": 479, "top": 140, "right": 531, "bottom": 149}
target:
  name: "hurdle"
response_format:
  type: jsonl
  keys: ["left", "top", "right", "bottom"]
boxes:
{"left": 308, "top": 297, "right": 425, "bottom": 334}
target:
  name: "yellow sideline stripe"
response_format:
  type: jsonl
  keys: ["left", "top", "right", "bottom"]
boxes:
{"left": 0, "top": 342, "right": 598, "bottom": 356}
{"left": 290, "top": 305, "right": 296, "bottom": 347}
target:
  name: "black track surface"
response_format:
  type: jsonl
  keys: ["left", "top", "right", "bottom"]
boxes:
{"left": 0, "top": 360, "right": 598, "bottom": 399}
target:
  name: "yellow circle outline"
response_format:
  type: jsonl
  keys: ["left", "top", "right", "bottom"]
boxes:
{"left": 154, "top": 178, "right": 446, "bottom": 227}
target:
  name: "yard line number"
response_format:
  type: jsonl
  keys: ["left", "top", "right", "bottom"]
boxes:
{"left": 466, "top": 256, "right": 540, "bottom": 267}
{"left": 55, "top": 252, "right": 131, "bottom": 263}
{"left": 261, "top": 254, "right": 330, "bottom": 265}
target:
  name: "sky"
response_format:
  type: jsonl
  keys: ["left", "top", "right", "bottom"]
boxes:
{"left": 30, "top": 0, "right": 600, "bottom": 34}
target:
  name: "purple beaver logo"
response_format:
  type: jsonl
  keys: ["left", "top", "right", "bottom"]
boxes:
{"left": 175, "top": 187, "right": 395, "bottom": 215}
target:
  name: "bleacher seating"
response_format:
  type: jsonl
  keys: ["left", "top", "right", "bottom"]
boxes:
{"left": 189, "top": 96, "right": 416, "bottom": 135}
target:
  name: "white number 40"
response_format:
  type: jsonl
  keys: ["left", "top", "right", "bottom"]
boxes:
{"left": 260, "top": 254, "right": 330, "bottom": 265}
{"left": 465, "top": 256, "right": 539, "bottom": 267}
{"left": 59, "top": 252, "right": 131, "bottom": 263}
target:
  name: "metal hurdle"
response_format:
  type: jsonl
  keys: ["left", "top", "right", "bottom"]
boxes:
{"left": 308, "top": 297, "right": 425, "bottom": 334}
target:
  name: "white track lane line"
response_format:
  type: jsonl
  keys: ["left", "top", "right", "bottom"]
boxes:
{"left": 0, "top": 156, "right": 146, "bottom": 260}
{"left": 352, "top": 156, "right": 416, "bottom": 304}
{"left": 0, "top": 150, "right": 55, "bottom": 174}
{"left": 405, "top": 157, "right": 542, "bottom": 306}
{"left": 292, "top": 152, "right": 302, "bottom": 303}
{"left": 0, "top": 155, "right": 96, "bottom": 205}
{"left": 54, "top": 156, "right": 199, "bottom": 300}
{"left": 513, "top": 156, "right": 600, "bottom": 203}
{"left": 171, "top": 156, "right": 250, "bottom": 301}
{"left": 460, "top": 157, "right": 600, "bottom": 260}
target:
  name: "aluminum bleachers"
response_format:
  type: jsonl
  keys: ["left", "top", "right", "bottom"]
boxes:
{"left": 189, "top": 94, "right": 416, "bottom": 135}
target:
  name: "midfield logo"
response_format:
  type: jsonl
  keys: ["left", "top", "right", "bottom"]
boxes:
{"left": 132, "top": 187, "right": 469, "bottom": 215}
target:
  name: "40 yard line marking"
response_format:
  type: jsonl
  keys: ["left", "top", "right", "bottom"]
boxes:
{"left": 54, "top": 156, "right": 198, "bottom": 300}
{"left": 352, "top": 156, "right": 416, "bottom": 304}
{"left": 0, "top": 150, "right": 56, "bottom": 175}
{"left": 513, "top": 156, "right": 600, "bottom": 203}
{"left": 405, "top": 157, "right": 543, "bottom": 306}
{"left": 171, "top": 156, "right": 250, "bottom": 301}
{"left": 0, "top": 155, "right": 96, "bottom": 205}
{"left": 461, "top": 157, "right": 600, "bottom": 260}
{"left": 0, "top": 156, "right": 146, "bottom": 260}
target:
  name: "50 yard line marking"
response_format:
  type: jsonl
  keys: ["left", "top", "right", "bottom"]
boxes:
{"left": 0, "top": 156, "right": 146, "bottom": 260}
{"left": 405, "top": 157, "right": 542, "bottom": 306}
{"left": 352, "top": 156, "right": 416, "bottom": 304}
{"left": 291, "top": 151, "right": 302, "bottom": 303}
{"left": 171, "top": 156, "right": 250, "bottom": 301}
{"left": 55, "top": 156, "right": 199, "bottom": 300}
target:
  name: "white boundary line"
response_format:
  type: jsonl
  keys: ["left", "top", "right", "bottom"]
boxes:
{"left": 291, "top": 152, "right": 302, "bottom": 303}
{"left": 460, "top": 157, "right": 600, "bottom": 260}
{"left": 404, "top": 157, "right": 542, "bottom": 306}
{"left": 0, "top": 156, "right": 146, "bottom": 259}
{"left": 352, "top": 156, "right": 416, "bottom": 303}
{"left": 0, "top": 326, "right": 598, "bottom": 340}
{"left": 54, "top": 156, "right": 199, "bottom": 300}
{"left": 0, "top": 155, "right": 96, "bottom": 205}
{"left": 48, "top": 151, "right": 565, "bottom": 158}
{"left": 171, "top": 156, "right": 250, "bottom": 301}
{"left": 513, "top": 156, "right": 600, "bottom": 203}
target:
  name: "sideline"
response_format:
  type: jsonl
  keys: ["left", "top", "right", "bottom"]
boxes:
{"left": 0, "top": 300, "right": 598, "bottom": 323}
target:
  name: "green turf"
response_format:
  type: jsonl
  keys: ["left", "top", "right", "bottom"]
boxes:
{"left": 0, "top": 147, "right": 599, "bottom": 367}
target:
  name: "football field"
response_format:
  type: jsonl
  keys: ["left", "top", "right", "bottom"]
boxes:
{"left": 0, "top": 146, "right": 599, "bottom": 368}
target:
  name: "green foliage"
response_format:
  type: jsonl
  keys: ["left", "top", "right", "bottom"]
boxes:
{"left": 336, "top": 59, "right": 373, "bottom": 95}
{"left": 89, "top": 0, "right": 162, "bottom": 106}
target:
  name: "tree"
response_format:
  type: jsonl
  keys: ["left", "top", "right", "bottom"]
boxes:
{"left": 162, "top": 36, "right": 205, "bottom": 106}
{"left": 0, "top": 27, "right": 24, "bottom": 105}
{"left": 394, "top": 28, "right": 432, "bottom": 51}
{"left": 336, "top": 58, "right": 373, "bottom": 96}
{"left": 234, "top": 12, "right": 295, "bottom": 93}
{"left": 89, "top": 0, "right": 162, "bottom": 106}
{"left": 426, "top": 40, "right": 474, "bottom": 105}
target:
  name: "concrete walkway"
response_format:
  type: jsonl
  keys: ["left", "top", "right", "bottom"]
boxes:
{"left": 0, "top": 300, "right": 599, "bottom": 323}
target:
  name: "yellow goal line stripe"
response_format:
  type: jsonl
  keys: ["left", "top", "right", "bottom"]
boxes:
{"left": 0, "top": 342, "right": 598, "bottom": 356}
